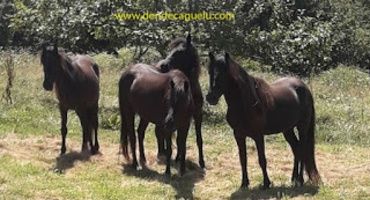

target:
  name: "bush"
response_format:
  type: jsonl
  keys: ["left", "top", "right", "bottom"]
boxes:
{"left": 2, "top": 0, "right": 369, "bottom": 75}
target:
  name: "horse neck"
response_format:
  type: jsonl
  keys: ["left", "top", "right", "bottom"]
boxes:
{"left": 55, "top": 54, "right": 75, "bottom": 84}
{"left": 175, "top": 63, "right": 200, "bottom": 94}
{"left": 224, "top": 72, "right": 256, "bottom": 113}
{"left": 188, "top": 72, "right": 199, "bottom": 86}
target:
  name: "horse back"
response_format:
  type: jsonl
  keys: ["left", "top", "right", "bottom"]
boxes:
{"left": 264, "top": 77, "right": 313, "bottom": 134}
{"left": 119, "top": 64, "right": 174, "bottom": 124}
{"left": 55, "top": 54, "right": 99, "bottom": 110}
{"left": 72, "top": 55, "right": 100, "bottom": 80}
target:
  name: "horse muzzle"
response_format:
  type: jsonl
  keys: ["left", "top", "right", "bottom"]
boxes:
{"left": 164, "top": 119, "right": 176, "bottom": 133}
{"left": 160, "top": 63, "right": 170, "bottom": 73}
{"left": 43, "top": 81, "right": 53, "bottom": 91}
{"left": 206, "top": 93, "right": 220, "bottom": 105}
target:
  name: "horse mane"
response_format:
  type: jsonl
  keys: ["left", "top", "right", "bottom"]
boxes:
{"left": 58, "top": 51, "right": 78, "bottom": 80}
{"left": 169, "top": 38, "right": 187, "bottom": 49}
{"left": 168, "top": 70, "right": 192, "bottom": 109}
{"left": 168, "top": 37, "right": 200, "bottom": 79}
{"left": 227, "top": 57, "right": 273, "bottom": 111}
{"left": 41, "top": 47, "right": 75, "bottom": 76}
{"left": 253, "top": 77, "right": 274, "bottom": 109}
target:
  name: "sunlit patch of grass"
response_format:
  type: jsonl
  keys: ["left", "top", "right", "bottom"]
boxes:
{"left": 2, "top": 134, "right": 369, "bottom": 199}
{"left": 312, "top": 66, "right": 370, "bottom": 146}
{"left": 1, "top": 52, "right": 370, "bottom": 199}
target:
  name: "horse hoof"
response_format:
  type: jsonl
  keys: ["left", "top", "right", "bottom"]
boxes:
{"left": 261, "top": 181, "right": 272, "bottom": 190}
{"left": 165, "top": 170, "right": 171, "bottom": 178}
{"left": 175, "top": 155, "right": 180, "bottom": 163}
{"left": 131, "top": 162, "right": 139, "bottom": 170}
{"left": 60, "top": 147, "right": 66, "bottom": 155}
{"left": 240, "top": 184, "right": 248, "bottom": 190}
{"left": 90, "top": 147, "right": 98, "bottom": 155}
{"left": 156, "top": 154, "right": 166, "bottom": 164}
{"left": 81, "top": 145, "right": 89, "bottom": 153}
{"left": 260, "top": 184, "right": 270, "bottom": 190}
{"left": 199, "top": 160, "right": 205, "bottom": 169}
{"left": 240, "top": 181, "right": 249, "bottom": 190}
{"left": 293, "top": 179, "right": 303, "bottom": 187}
{"left": 180, "top": 169, "right": 186, "bottom": 177}
{"left": 140, "top": 158, "right": 147, "bottom": 166}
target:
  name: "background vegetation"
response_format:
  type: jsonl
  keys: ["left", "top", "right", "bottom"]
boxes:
{"left": 0, "top": 53, "right": 370, "bottom": 199}
{"left": 1, "top": 0, "right": 369, "bottom": 75}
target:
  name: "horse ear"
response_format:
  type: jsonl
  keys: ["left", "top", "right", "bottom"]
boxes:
{"left": 225, "top": 52, "right": 230, "bottom": 63}
{"left": 186, "top": 33, "right": 192, "bottom": 45}
{"left": 225, "top": 52, "right": 231, "bottom": 70}
{"left": 52, "top": 44, "right": 58, "bottom": 53}
{"left": 184, "top": 81, "right": 189, "bottom": 93}
{"left": 208, "top": 52, "right": 215, "bottom": 62}
{"left": 41, "top": 41, "right": 49, "bottom": 51}
{"left": 170, "top": 80, "right": 175, "bottom": 89}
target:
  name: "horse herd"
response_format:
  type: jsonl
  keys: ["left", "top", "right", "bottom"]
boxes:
{"left": 40, "top": 34, "right": 321, "bottom": 189}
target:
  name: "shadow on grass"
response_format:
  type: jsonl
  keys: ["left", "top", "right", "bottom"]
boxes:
{"left": 53, "top": 151, "right": 91, "bottom": 173}
{"left": 230, "top": 184, "right": 319, "bottom": 199}
{"left": 122, "top": 160, "right": 205, "bottom": 199}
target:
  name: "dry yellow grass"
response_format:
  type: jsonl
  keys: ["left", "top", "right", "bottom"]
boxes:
{"left": 1, "top": 53, "right": 370, "bottom": 199}
{"left": 1, "top": 133, "right": 369, "bottom": 199}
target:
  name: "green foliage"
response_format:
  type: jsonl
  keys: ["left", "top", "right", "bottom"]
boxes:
{"left": 1, "top": 52, "right": 15, "bottom": 104}
{"left": 1, "top": 0, "right": 369, "bottom": 75}
{"left": 313, "top": 66, "right": 370, "bottom": 146}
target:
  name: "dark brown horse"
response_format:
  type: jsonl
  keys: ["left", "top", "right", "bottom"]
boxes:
{"left": 119, "top": 63, "right": 193, "bottom": 176}
{"left": 40, "top": 43, "right": 100, "bottom": 155}
{"left": 156, "top": 34, "right": 205, "bottom": 168}
{"left": 206, "top": 52, "right": 320, "bottom": 189}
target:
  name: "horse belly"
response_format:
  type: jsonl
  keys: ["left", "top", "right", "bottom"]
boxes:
{"left": 130, "top": 90, "right": 168, "bottom": 124}
{"left": 55, "top": 83, "right": 99, "bottom": 109}
{"left": 264, "top": 106, "right": 301, "bottom": 134}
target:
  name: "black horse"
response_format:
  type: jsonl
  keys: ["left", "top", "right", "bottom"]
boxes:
{"left": 119, "top": 63, "right": 194, "bottom": 176}
{"left": 40, "top": 43, "right": 100, "bottom": 155}
{"left": 206, "top": 52, "right": 320, "bottom": 189}
{"left": 157, "top": 34, "right": 205, "bottom": 168}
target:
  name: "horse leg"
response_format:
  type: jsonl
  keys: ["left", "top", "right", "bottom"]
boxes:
{"left": 297, "top": 121, "right": 311, "bottom": 185}
{"left": 177, "top": 123, "right": 190, "bottom": 176}
{"left": 254, "top": 135, "right": 271, "bottom": 189}
{"left": 120, "top": 112, "right": 129, "bottom": 160}
{"left": 76, "top": 111, "right": 89, "bottom": 152}
{"left": 137, "top": 119, "right": 149, "bottom": 165}
{"left": 126, "top": 112, "right": 138, "bottom": 169}
{"left": 86, "top": 111, "right": 94, "bottom": 154}
{"left": 193, "top": 108, "right": 205, "bottom": 169}
{"left": 283, "top": 129, "right": 301, "bottom": 185}
{"left": 155, "top": 125, "right": 166, "bottom": 159}
{"left": 93, "top": 106, "right": 99, "bottom": 154}
{"left": 60, "top": 106, "right": 68, "bottom": 155}
{"left": 234, "top": 131, "right": 249, "bottom": 189}
{"left": 175, "top": 134, "right": 181, "bottom": 163}
{"left": 89, "top": 106, "right": 99, "bottom": 155}
{"left": 165, "top": 129, "right": 172, "bottom": 176}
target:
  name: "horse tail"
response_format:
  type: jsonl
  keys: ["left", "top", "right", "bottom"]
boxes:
{"left": 92, "top": 63, "right": 100, "bottom": 78}
{"left": 302, "top": 91, "right": 321, "bottom": 185}
{"left": 118, "top": 73, "right": 134, "bottom": 160}
{"left": 164, "top": 80, "right": 176, "bottom": 132}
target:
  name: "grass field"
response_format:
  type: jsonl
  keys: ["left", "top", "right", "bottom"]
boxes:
{"left": 0, "top": 52, "right": 370, "bottom": 199}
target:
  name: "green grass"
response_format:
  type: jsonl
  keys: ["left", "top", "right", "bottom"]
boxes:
{"left": 0, "top": 53, "right": 370, "bottom": 199}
